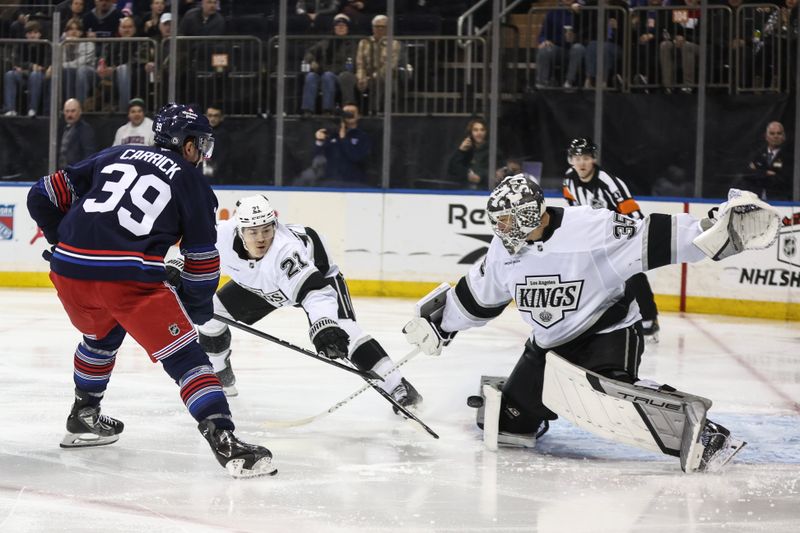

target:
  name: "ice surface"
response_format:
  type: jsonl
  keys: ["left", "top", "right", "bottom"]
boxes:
{"left": 0, "top": 288, "right": 798, "bottom": 532}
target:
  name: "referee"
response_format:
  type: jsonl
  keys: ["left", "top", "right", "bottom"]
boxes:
{"left": 562, "top": 138, "right": 660, "bottom": 341}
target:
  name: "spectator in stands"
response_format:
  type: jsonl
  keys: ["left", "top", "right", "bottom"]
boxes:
{"left": 142, "top": 0, "right": 166, "bottom": 38}
{"left": 58, "top": 0, "right": 87, "bottom": 33}
{"left": 84, "top": 0, "right": 123, "bottom": 38}
{"left": 301, "top": 14, "right": 359, "bottom": 116}
{"left": 58, "top": 98, "right": 96, "bottom": 167}
{"left": 97, "top": 15, "right": 148, "bottom": 112}
{"left": 579, "top": 0, "right": 626, "bottom": 89}
{"left": 342, "top": 0, "right": 368, "bottom": 31}
{"left": 356, "top": 14, "right": 402, "bottom": 114}
{"left": 201, "top": 103, "right": 233, "bottom": 183}
{"left": 535, "top": 0, "right": 585, "bottom": 90}
{"left": 179, "top": 0, "right": 225, "bottom": 36}
{"left": 112, "top": 97, "right": 153, "bottom": 146}
{"left": 631, "top": 0, "right": 672, "bottom": 87}
{"left": 313, "top": 103, "right": 373, "bottom": 186}
{"left": 659, "top": 0, "right": 700, "bottom": 92}
{"left": 60, "top": 18, "right": 97, "bottom": 106}
{"left": 762, "top": 0, "right": 798, "bottom": 91}
{"left": 3, "top": 20, "right": 47, "bottom": 117}
{"left": 296, "top": 1, "right": 341, "bottom": 29}
{"left": 144, "top": 13, "right": 171, "bottom": 102}
{"left": 743, "top": 121, "right": 793, "bottom": 200}
{"left": 447, "top": 118, "right": 502, "bottom": 191}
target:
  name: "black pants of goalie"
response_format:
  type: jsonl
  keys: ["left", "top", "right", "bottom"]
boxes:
{"left": 500, "top": 324, "right": 644, "bottom": 434}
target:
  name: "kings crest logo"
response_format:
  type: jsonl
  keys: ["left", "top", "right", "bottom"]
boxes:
{"left": 515, "top": 275, "right": 583, "bottom": 328}
{"left": 777, "top": 214, "right": 800, "bottom": 268}
{"left": 0, "top": 205, "right": 14, "bottom": 240}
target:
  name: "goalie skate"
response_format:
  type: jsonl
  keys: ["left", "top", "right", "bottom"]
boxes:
{"left": 60, "top": 405, "right": 124, "bottom": 448}
{"left": 698, "top": 421, "right": 747, "bottom": 473}
{"left": 198, "top": 419, "right": 277, "bottom": 478}
{"left": 469, "top": 376, "right": 546, "bottom": 450}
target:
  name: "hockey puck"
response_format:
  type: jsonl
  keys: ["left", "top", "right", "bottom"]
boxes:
{"left": 467, "top": 395, "right": 484, "bottom": 408}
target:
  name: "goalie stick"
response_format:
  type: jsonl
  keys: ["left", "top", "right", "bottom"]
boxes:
{"left": 212, "top": 314, "right": 381, "bottom": 381}
{"left": 263, "top": 348, "right": 421, "bottom": 429}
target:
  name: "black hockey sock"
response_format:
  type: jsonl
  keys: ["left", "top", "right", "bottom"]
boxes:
{"left": 349, "top": 338, "right": 385, "bottom": 372}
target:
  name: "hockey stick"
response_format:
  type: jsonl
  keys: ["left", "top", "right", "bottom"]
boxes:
{"left": 213, "top": 314, "right": 381, "bottom": 381}
{"left": 263, "top": 347, "right": 421, "bottom": 428}
{"left": 343, "top": 356, "right": 439, "bottom": 439}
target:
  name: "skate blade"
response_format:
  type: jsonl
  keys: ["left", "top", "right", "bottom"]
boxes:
{"left": 225, "top": 457, "right": 278, "bottom": 478}
{"left": 497, "top": 432, "right": 537, "bottom": 448}
{"left": 60, "top": 432, "right": 120, "bottom": 448}
{"left": 222, "top": 385, "right": 239, "bottom": 397}
{"left": 704, "top": 438, "right": 747, "bottom": 473}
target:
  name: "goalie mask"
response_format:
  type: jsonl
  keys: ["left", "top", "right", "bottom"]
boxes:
{"left": 235, "top": 195, "right": 277, "bottom": 258}
{"left": 487, "top": 174, "right": 546, "bottom": 255}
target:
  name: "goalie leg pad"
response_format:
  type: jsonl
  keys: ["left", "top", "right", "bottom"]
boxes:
{"left": 542, "top": 351, "right": 715, "bottom": 472}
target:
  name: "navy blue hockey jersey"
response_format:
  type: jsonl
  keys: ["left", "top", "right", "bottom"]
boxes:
{"left": 27, "top": 144, "right": 220, "bottom": 320}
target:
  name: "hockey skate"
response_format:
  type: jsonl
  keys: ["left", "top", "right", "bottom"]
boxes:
{"left": 641, "top": 318, "right": 660, "bottom": 343}
{"left": 391, "top": 378, "right": 423, "bottom": 417}
{"left": 198, "top": 419, "right": 277, "bottom": 478}
{"left": 60, "top": 392, "right": 124, "bottom": 448}
{"left": 698, "top": 420, "right": 746, "bottom": 473}
{"left": 215, "top": 354, "right": 238, "bottom": 397}
{"left": 469, "top": 376, "right": 547, "bottom": 449}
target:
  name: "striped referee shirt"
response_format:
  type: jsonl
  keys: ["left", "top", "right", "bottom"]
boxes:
{"left": 562, "top": 166, "right": 644, "bottom": 220}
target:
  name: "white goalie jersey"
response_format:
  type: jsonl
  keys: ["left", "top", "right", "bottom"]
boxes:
{"left": 440, "top": 206, "right": 707, "bottom": 349}
{"left": 215, "top": 217, "right": 341, "bottom": 324}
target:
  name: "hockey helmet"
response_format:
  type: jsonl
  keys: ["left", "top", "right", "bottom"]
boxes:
{"left": 486, "top": 174, "right": 546, "bottom": 255}
{"left": 567, "top": 138, "right": 598, "bottom": 159}
{"left": 235, "top": 195, "right": 276, "bottom": 230}
{"left": 153, "top": 103, "right": 215, "bottom": 159}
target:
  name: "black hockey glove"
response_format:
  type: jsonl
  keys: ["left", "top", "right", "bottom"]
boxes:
{"left": 165, "top": 258, "right": 184, "bottom": 290}
{"left": 309, "top": 318, "right": 350, "bottom": 360}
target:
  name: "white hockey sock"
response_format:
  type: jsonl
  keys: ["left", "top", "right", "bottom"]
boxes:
{"left": 372, "top": 357, "right": 403, "bottom": 393}
{"left": 208, "top": 351, "right": 230, "bottom": 373}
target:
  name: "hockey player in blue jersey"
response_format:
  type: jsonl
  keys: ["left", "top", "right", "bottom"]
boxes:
{"left": 27, "top": 103, "right": 276, "bottom": 478}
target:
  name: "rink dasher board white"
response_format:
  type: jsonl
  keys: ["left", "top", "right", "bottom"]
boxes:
{"left": 0, "top": 185, "right": 798, "bottom": 319}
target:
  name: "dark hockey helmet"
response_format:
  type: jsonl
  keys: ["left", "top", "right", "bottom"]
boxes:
{"left": 153, "top": 103, "right": 215, "bottom": 159}
{"left": 486, "top": 174, "right": 545, "bottom": 255}
{"left": 567, "top": 137, "right": 598, "bottom": 159}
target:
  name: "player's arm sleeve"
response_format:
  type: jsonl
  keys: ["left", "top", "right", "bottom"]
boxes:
{"left": 26, "top": 155, "right": 98, "bottom": 245}
{"left": 176, "top": 186, "right": 220, "bottom": 324}
{"left": 602, "top": 212, "right": 707, "bottom": 283}
{"left": 441, "top": 257, "right": 511, "bottom": 333}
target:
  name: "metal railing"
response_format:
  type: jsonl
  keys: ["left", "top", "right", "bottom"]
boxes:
{"left": 164, "top": 36, "right": 263, "bottom": 116}
{"left": 266, "top": 35, "right": 488, "bottom": 116}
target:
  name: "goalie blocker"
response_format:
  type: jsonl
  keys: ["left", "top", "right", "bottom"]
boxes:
{"left": 472, "top": 354, "right": 745, "bottom": 472}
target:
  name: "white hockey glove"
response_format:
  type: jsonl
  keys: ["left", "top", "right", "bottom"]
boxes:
{"left": 402, "top": 317, "right": 455, "bottom": 356}
{"left": 693, "top": 188, "right": 780, "bottom": 261}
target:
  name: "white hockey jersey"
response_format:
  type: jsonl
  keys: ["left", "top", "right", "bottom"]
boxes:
{"left": 441, "top": 206, "right": 707, "bottom": 349}
{"left": 215, "top": 218, "right": 340, "bottom": 324}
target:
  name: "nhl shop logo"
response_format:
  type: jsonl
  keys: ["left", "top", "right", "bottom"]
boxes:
{"left": 515, "top": 275, "right": 583, "bottom": 328}
{"left": 777, "top": 214, "right": 800, "bottom": 268}
{"left": 0, "top": 205, "right": 14, "bottom": 240}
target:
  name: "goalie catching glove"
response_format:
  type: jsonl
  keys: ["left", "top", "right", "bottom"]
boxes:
{"left": 402, "top": 282, "right": 457, "bottom": 356}
{"left": 309, "top": 318, "right": 350, "bottom": 360}
{"left": 693, "top": 188, "right": 780, "bottom": 261}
